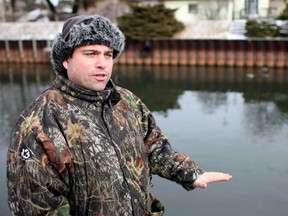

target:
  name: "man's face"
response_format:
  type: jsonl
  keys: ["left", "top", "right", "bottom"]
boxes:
{"left": 63, "top": 44, "right": 114, "bottom": 92}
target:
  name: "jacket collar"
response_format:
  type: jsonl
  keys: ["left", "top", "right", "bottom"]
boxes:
{"left": 52, "top": 73, "right": 121, "bottom": 104}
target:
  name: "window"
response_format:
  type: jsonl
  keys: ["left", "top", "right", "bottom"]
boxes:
{"left": 188, "top": 4, "right": 198, "bottom": 14}
{"left": 245, "top": 0, "right": 258, "bottom": 15}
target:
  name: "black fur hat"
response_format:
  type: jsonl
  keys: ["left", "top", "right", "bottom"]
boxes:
{"left": 51, "top": 15, "right": 125, "bottom": 76}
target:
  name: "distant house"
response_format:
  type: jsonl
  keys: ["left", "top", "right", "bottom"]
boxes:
{"left": 234, "top": 0, "right": 288, "bottom": 19}
{"left": 162, "top": 0, "right": 285, "bottom": 22}
{"left": 163, "top": 0, "right": 233, "bottom": 22}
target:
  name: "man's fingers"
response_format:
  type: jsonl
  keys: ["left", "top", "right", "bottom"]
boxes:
{"left": 206, "top": 172, "right": 233, "bottom": 183}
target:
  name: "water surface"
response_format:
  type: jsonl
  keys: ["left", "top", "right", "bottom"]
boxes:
{"left": 1, "top": 63, "right": 288, "bottom": 216}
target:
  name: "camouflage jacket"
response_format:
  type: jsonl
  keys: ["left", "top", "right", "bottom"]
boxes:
{"left": 7, "top": 73, "right": 204, "bottom": 216}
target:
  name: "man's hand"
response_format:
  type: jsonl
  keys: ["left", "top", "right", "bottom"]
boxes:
{"left": 192, "top": 172, "right": 233, "bottom": 189}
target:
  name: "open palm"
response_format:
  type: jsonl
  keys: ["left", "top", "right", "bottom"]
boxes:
{"left": 192, "top": 172, "right": 233, "bottom": 189}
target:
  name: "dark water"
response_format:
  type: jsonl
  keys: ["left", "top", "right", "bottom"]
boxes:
{"left": 1, "top": 63, "right": 288, "bottom": 216}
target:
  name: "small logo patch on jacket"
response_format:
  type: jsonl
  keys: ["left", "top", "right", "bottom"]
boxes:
{"left": 20, "top": 148, "right": 31, "bottom": 160}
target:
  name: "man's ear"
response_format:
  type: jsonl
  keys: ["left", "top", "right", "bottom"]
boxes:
{"left": 63, "top": 59, "right": 68, "bottom": 69}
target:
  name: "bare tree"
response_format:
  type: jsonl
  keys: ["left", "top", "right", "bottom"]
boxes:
{"left": 200, "top": 0, "right": 229, "bottom": 20}
{"left": 10, "top": 0, "right": 16, "bottom": 12}
{"left": 45, "top": 0, "right": 56, "bottom": 13}
{"left": 0, "top": 0, "right": 6, "bottom": 21}
{"left": 72, "top": 0, "right": 102, "bottom": 14}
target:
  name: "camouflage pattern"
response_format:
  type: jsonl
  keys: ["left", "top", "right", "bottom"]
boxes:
{"left": 7, "top": 73, "right": 204, "bottom": 215}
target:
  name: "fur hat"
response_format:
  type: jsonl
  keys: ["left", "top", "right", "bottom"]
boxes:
{"left": 51, "top": 15, "right": 125, "bottom": 76}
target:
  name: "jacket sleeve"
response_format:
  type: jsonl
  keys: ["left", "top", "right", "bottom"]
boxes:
{"left": 7, "top": 109, "right": 71, "bottom": 215}
{"left": 136, "top": 97, "right": 205, "bottom": 191}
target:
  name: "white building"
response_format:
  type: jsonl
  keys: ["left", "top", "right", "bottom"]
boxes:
{"left": 163, "top": 0, "right": 273, "bottom": 22}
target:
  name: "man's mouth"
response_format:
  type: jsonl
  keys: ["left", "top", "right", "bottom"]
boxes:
{"left": 93, "top": 74, "right": 106, "bottom": 81}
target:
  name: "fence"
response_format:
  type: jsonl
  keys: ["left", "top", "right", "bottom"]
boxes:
{"left": 0, "top": 39, "right": 287, "bottom": 67}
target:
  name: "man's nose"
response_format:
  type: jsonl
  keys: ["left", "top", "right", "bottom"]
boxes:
{"left": 95, "top": 55, "right": 107, "bottom": 68}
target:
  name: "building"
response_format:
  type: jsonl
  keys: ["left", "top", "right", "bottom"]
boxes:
{"left": 269, "top": 0, "right": 287, "bottom": 17}
{"left": 162, "top": 0, "right": 286, "bottom": 22}
{"left": 163, "top": 0, "right": 233, "bottom": 22}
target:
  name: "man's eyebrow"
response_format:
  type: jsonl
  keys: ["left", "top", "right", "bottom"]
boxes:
{"left": 81, "top": 49, "right": 113, "bottom": 53}
{"left": 81, "top": 49, "right": 99, "bottom": 53}
{"left": 105, "top": 50, "right": 113, "bottom": 54}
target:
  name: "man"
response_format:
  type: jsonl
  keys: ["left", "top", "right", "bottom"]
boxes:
{"left": 7, "top": 15, "right": 232, "bottom": 215}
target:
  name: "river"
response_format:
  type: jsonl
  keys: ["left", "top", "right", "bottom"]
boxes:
{"left": 1, "top": 63, "right": 288, "bottom": 216}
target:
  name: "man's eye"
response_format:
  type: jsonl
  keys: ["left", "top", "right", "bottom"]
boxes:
{"left": 105, "top": 53, "right": 113, "bottom": 58}
{"left": 85, "top": 52, "right": 95, "bottom": 56}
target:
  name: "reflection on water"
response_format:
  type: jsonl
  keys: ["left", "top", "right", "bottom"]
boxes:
{"left": 114, "top": 64, "right": 288, "bottom": 112}
{"left": 0, "top": 63, "right": 288, "bottom": 216}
